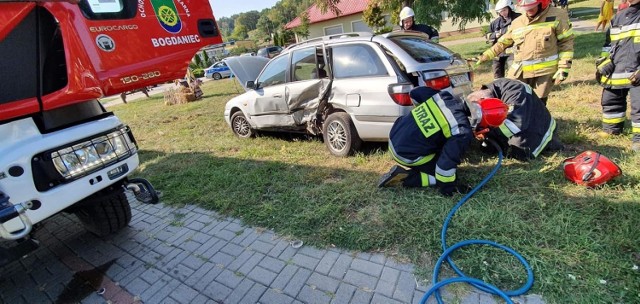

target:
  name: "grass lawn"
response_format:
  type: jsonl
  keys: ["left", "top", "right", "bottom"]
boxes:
{"left": 111, "top": 30, "right": 639, "bottom": 303}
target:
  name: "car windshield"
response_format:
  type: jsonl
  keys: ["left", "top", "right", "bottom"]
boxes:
{"left": 388, "top": 36, "right": 453, "bottom": 63}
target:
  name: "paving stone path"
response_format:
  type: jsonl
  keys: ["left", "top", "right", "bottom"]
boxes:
{"left": 0, "top": 201, "right": 546, "bottom": 304}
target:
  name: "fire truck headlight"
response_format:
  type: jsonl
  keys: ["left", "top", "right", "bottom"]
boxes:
{"left": 50, "top": 128, "right": 136, "bottom": 179}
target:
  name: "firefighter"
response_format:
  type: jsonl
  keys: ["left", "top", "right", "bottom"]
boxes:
{"left": 399, "top": 6, "right": 440, "bottom": 43}
{"left": 477, "top": 0, "right": 574, "bottom": 105}
{"left": 468, "top": 78, "right": 564, "bottom": 160}
{"left": 378, "top": 87, "right": 508, "bottom": 196}
{"left": 596, "top": 0, "right": 640, "bottom": 152}
{"left": 487, "top": 0, "right": 521, "bottom": 79}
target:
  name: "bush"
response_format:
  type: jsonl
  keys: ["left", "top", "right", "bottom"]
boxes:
{"left": 480, "top": 25, "right": 490, "bottom": 36}
{"left": 192, "top": 68, "right": 204, "bottom": 78}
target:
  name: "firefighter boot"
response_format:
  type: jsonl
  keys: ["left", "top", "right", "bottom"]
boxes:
{"left": 378, "top": 165, "right": 410, "bottom": 188}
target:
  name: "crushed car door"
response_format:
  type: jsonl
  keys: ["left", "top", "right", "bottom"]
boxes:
{"left": 285, "top": 46, "right": 331, "bottom": 128}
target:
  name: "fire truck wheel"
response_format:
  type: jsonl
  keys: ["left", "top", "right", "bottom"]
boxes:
{"left": 75, "top": 188, "right": 132, "bottom": 237}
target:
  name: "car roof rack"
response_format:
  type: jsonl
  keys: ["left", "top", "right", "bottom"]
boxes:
{"left": 284, "top": 32, "right": 374, "bottom": 51}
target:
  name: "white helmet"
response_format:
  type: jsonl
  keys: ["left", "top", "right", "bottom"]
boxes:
{"left": 399, "top": 7, "right": 415, "bottom": 26}
{"left": 495, "top": 0, "right": 514, "bottom": 11}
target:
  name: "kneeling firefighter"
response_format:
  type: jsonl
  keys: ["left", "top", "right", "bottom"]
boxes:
{"left": 378, "top": 87, "right": 508, "bottom": 196}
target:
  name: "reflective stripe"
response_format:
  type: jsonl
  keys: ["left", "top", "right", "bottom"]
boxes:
{"left": 558, "top": 51, "right": 573, "bottom": 60}
{"left": 611, "top": 29, "right": 640, "bottom": 41}
{"left": 521, "top": 54, "right": 559, "bottom": 66}
{"left": 425, "top": 100, "right": 452, "bottom": 138}
{"left": 633, "top": 122, "right": 640, "bottom": 127}
{"left": 389, "top": 141, "right": 436, "bottom": 167}
{"left": 432, "top": 94, "right": 460, "bottom": 136}
{"left": 483, "top": 49, "right": 497, "bottom": 60}
{"left": 603, "top": 112, "right": 626, "bottom": 119}
{"left": 498, "top": 37, "right": 514, "bottom": 45}
{"left": 597, "top": 58, "right": 612, "bottom": 69}
{"left": 420, "top": 172, "right": 436, "bottom": 187}
{"left": 603, "top": 116, "right": 626, "bottom": 124}
{"left": 600, "top": 72, "right": 634, "bottom": 86}
{"left": 610, "top": 22, "right": 640, "bottom": 34}
{"left": 532, "top": 118, "right": 556, "bottom": 157}
{"left": 498, "top": 119, "right": 521, "bottom": 138}
{"left": 522, "top": 59, "right": 558, "bottom": 72}
{"left": 512, "top": 21, "right": 557, "bottom": 38}
{"left": 602, "top": 110, "right": 625, "bottom": 124}
{"left": 557, "top": 28, "right": 574, "bottom": 40}
{"left": 633, "top": 122, "right": 640, "bottom": 134}
{"left": 435, "top": 165, "right": 456, "bottom": 183}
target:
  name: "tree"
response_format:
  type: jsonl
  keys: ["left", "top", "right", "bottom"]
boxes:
{"left": 236, "top": 11, "right": 260, "bottom": 31}
{"left": 362, "top": 2, "right": 389, "bottom": 34}
{"left": 201, "top": 50, "right": 210, "bottom": 67}
{"left": 319, "top": 0, "right": 492, "bottom": 31}
{"left": 231, "top": 24, "right": 249, "bottom": 40}
{"left": 294, "top": 11, "right": 310, "bottom": 39}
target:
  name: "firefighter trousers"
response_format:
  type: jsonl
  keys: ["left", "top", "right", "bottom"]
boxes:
{"left": 601, "top": 86, "right": 640, "bottom": 142}
{"left": 401, "top": 158, "right": 437, "bottom": 188}
{"left": 492, "top": 56, "right": 510, "bottom": 79}
{"left": 518, "top": 73, "right": 554, "bottom": 105}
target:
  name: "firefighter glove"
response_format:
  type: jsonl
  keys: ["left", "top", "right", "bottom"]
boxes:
{"left": 596, "top": 57, "right": 615, "bottom": 77}
{"left": 553, "top": 68, "right": 570, "bottom": 85}
{"left": 629, "top": 70, "right": 640, "bottom": 86}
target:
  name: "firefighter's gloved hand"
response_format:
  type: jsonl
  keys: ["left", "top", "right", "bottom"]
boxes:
{"left": 553, "top": 68, "right": 570, "bottom": 85}
{"left": 629, "top": 70, "right": 640, "bottom": 86}
{"left": 474, "top": 128, "right": 490, "bottom": 141}
{"left": 476, "top": 54, "right": 491, "bottom": 66}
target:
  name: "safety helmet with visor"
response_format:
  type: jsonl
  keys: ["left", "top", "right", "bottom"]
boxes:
{"left": 467, "top": 98, "right": 509, "bottom": 129}
{"left": 516, "top": 0, "right": 551, "bottom": 11}
{"left": 495, "top": 0, "right": 514, "bottom": 12}
{"left": 399, "top": 7, "right": 415, "bottom": 26}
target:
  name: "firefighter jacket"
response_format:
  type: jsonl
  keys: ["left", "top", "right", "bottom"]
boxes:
{"left": 488, "top": 10, "right": 521, "bottom": 57}
{"left": 411, "top": 24, "right": 440, "bottom": 42}
{"left": 485, "top": 79, "right": 557, "bottom": 158}
{"left": 388, "top": 87, "right": 473, "bottom": 187}
{"left": 598, "top": 3, "right": 640, "bottom": 89}
{"left": 483, "top": 6, "right": 574, "bottom": 78}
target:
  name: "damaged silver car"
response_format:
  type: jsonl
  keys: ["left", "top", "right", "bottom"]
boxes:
{"left": 223, "top": 31, "right": 473, "bottom": 157}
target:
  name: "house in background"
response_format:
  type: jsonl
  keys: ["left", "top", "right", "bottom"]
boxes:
{"left": 285, "top": 0, "right": 491, "bottom": 42}
{"left": 284, "top": 0, "right": 389, "bottom": 42}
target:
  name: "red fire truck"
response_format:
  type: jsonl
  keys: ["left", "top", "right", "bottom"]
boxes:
{"left": 0, "top": 0, "right": 221, "bottom": 263}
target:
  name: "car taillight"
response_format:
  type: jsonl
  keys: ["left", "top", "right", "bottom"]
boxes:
{"left": 425, "top": 75, "right": 451, "bottom": 91}
{"left": 388, "top": 83, "right": 413, "bottom": 106}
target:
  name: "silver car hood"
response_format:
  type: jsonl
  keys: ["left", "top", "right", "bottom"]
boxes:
{"left": 223, "top": 56, "right": 270, "bottom": 91}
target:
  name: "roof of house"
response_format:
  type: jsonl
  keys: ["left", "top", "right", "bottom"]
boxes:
{"left": 284, "top": 0, "right": 369, "bottom": 29}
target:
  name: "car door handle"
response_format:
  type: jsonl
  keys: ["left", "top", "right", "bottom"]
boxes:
{"left": 273, "top": 94, "right": 282, "bottom": 98}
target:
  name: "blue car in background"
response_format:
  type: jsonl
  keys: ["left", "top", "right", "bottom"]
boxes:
{"left": 205, "top": 61, "right": 232, "bottom": 80}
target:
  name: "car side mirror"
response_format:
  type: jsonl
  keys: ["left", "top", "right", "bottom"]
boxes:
{"left": 246, "top": 80, "right": 256, "bottom": 89}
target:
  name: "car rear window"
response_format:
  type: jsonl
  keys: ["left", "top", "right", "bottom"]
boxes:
{"left": 388, "top": 36, "right": 454, "bottom": 63}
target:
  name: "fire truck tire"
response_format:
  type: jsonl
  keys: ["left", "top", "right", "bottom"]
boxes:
{"left": 75, "top": 188, "right": 132, "bottom": 237}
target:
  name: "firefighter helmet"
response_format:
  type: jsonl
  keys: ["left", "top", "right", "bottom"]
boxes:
{"left": 562, "top": 151, "right": 622, "bottom": 188}
{"left": 516, "top": 0, "right": 551, "bottom": 10}
{"left": 469, "top": 98, "right": 509, "bottom": 129}
{"left": 495, "top": 0, "right": 514, "bottom": 11}
{"left": 399, "top": 7, "right": 415, "bottom": 26}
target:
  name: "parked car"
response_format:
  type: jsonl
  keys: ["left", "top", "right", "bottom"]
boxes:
{"left": 223, "top": 32, "right": 474, "bottom": 157}
{"left": 256, "top": 46, "right": 283, "bottom": 59}
{"left": 204, "top": 61, "right": 232, "bottom": 80}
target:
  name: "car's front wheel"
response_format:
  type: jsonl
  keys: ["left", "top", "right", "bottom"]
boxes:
{"left": 323, "top": 112, "right": 362, "bottom": 157}
{"left": 213, "top": 73, "right": 222, "bottom": 80}
{"left": 231, "top": 111, "right": 254, "bottom": 138}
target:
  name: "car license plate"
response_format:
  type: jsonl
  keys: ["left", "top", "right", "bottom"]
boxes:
{"left": 450, "top": 74, "right": 469, "bottom": 87}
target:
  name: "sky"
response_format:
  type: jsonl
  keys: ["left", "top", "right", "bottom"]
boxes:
{"left": 209, "top": 0, "right": 281, "bottom": 19}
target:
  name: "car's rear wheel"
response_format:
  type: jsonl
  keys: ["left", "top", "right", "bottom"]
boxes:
{"left": 323, "top": 112, "right": 362, "bottom": 157}
{"left": 231, "top": 111, "right": 254, "bottom": 138}
{"left": 213, "top": 73, "right": 222, "bottom": 80}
